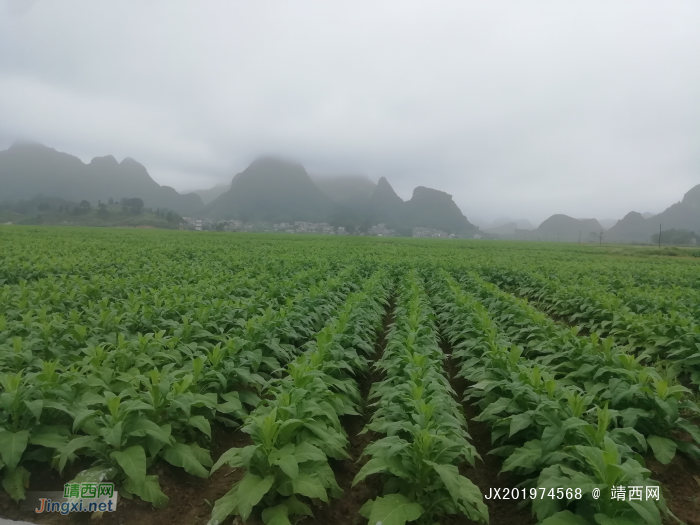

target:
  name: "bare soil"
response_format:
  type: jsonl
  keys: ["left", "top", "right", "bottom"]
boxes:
{"left": 648, "top": 454, "right": 700, "bottom": 525}
{"left": 441, "top": 341, "right": 536, "bottom": 525}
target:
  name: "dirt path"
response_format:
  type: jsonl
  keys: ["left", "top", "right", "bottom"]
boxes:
{"left": 300, "top": 298, "right": 393, "bottom": 525}
{"left": 441, "top": 340, "right": 536, "bottom": 525}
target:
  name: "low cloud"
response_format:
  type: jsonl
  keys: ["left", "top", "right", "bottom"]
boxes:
{"left": 1, "top": 1, "right": 698, "bottom": 223}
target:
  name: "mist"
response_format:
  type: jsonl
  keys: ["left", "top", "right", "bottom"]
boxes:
{"left": 1, "top": 0, "right": 698, "bottom": 224}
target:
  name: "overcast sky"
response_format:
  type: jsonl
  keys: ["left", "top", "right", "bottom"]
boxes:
{"left": 1, "top": 0, "right": 699, "bottom": 224}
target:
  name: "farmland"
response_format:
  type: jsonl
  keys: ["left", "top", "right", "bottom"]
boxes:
{"left": 1, "top": 226, "right": 700, "bottom": 525}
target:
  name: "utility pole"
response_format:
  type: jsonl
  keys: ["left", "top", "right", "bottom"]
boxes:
{"left": 579, "top": 230, "right": 581, "bottom": 244}
{"left": 659, "top": 223, "right": 662, "bottom": 248}
{"left": 599, "top": 228, "right": 603, "bottom": 246}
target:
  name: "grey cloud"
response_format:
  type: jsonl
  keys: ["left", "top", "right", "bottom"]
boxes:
{"left": 0, "top": 0, "right": 698, "bottom": 224}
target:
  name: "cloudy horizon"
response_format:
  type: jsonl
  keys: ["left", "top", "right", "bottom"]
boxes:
{"left": 1, "top": 0, "right": 698, "bottom": 224}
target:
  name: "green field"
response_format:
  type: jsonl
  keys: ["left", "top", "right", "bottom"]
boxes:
{"left": 1, "top": 226, "right": 700, "bottom": 525}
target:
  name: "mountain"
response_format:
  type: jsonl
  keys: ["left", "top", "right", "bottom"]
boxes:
{"left": 536, "top": 214, "right": 602, "bottom": 241}
{"left": 514, "top": 219, "right": 534, "bottom": 230}
{"left": 368, "top": 177, "right": 406, "bottom": 226}
{"left": 311, "top": 174, "right": 376, "bottom": 203}
{"left": 605, "top": 212, "right": 651, "bottom": 242}
{"left": 202, "top": 160, "right": 477, "bottom": 235}
{"left": 193, "top": 184, "right": 230, "bottom": 205}
{"left": 0, "top": 142, "right": 203, "bottom": 215}
{"left": 606, "top": 185, "right": 700, "bottom": 243}
{"left": 205, "top": 157, "right": 336, "bottom": 222}
{"left": 406, "top": 186, "right": 476, "bottom": 234}
{"left": 645, "top": 184, "right": 700, "bottom": 232}
{"left": 310, "top": 174, "right": 377, "bottom": 221}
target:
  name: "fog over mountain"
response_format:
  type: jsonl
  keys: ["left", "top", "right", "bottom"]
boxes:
{"left": 2, "top": 140, "right": 699, "bottom": 240}
{"left": 1, "top": 2, "right": 698, "bottom": 225}
{"left": 0, "top": 142, "right": 203, "bottom": 215}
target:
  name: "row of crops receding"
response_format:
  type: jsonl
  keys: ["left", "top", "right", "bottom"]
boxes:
{"left": 1, "top": 226, "right": 700, "bottom": 525}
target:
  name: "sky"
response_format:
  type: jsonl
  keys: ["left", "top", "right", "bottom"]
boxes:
{"left": 1, "top": 0, "right": 699, "bottom": 225}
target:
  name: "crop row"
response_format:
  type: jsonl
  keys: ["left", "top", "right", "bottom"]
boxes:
{"left": 355, "top": 268, "right": 488, "bottom": 525}
{"left": 480, "top": 267, "right": 700, "bottom": 387}
{"left": 504, "top": 263, "right": 700, "bottom": 324}
{"left": 451, "top": 270, "right": 700, "bottom": 462}
{"left": 0, "top": 264, "right": 366, "bottom": 504}
{"left": 429, "top": 268, "right": 696, "bottom": 524}
{"left": 207, "top": 269, "right": 390, "bottom": 525}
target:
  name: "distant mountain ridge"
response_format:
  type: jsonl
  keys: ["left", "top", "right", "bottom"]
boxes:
{"left": 0, "top": 142, "right": 203, "bottom": 215}
{"left": 605, "top": 184, "right": 700, "bottom": 242}
{"left": 4, "top": 141, "right": 697, "bottom": 241}
{"left": 535, "top": 215, "right": 603, "bottom": 241}
{"left": 205, "top": 157, "right": 336, "bottom": 223}
{"left": 205, "top": 157, "right": 477, "bottom": 235}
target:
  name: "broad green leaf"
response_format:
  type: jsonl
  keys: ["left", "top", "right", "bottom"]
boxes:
{"left": 271, "top": 447, "right": 298, "bottom": 480}
{"left": 365, "top": 494, "right": 423, "bottom": 525}
{"left": 277, "top": 419, "right": 304, "bottom": 443}
{"left": 58, "top": 435, "right": 96, "bottom": 472}
{"left": 162, "top": 443, "right": 209, "bottom": 478}
{"left": 353, "top": 457, "right": 390, "bottom": 486}
{"left": 283, "top": 495, "right": 313, "bottom": 516}
{"left": 188, "top": 415, "right": 212, "bottom": 438}
{"left": 123, "top": 474, "right": 169, "bottom": 508}
{"left": 646, "top": 435, "right": 677, "bottom": 465}
{"left": 509, "top": 413, "right": 533, "bottom": 436}
{"left": 190, "top": 442, "right": 213, "bottom": 467}
{"left": 0, "top": 430, "right": 30, "bottom": 470}
{"left": 72, "top": 408, "right": 97, "bottom": 432}
{"left": 217, "top": 392, "right": 244, "bottom": 414}
{"left": 428, "top": 462, "right": 488, "bottom": 521}
{"left": 292, "top": 472, "right": 328, "bottom": 502}
{"left": 262, "top": 504, "right": 292, "bottom": 525}
{"left": 24, "top": 399, "right": 43, "bottom": 421}
{"left": 111, "top": 445, "right": 147, "bottom": 484}
{"left": 211, "top": 445, "right": 257, "bottom": 473}
{"left": 207, "top": 483, "right": 240, "bottom": 525}
{"left": 237, "top": 473, "right": 274, "bottom": 520}
{"left": 359, "top": 498, "right": 374, "bottom": 518}
{"left": 127, "top": 419, "right": 172, "bottom": 444}
{"left": 2, "top": 467, "right": 30, "bottom": 502}
{"left": 627, "top": 498, "right": 663, "bottom": 525}
{"left": 502, "top": 440, "right": 542, "bottom": 472}
{"left": 294, "top": 442, "right": 326, "bottom": 462}
{"left": 103, "top": 421, "right": 123, "bottom": 448}
{"left": 28, "top": 432, "right": 68, "bottom": 449}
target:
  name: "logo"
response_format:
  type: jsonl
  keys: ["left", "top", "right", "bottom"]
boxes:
{"left": 21, "top": 483, "right": 118, "bottom": 515}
